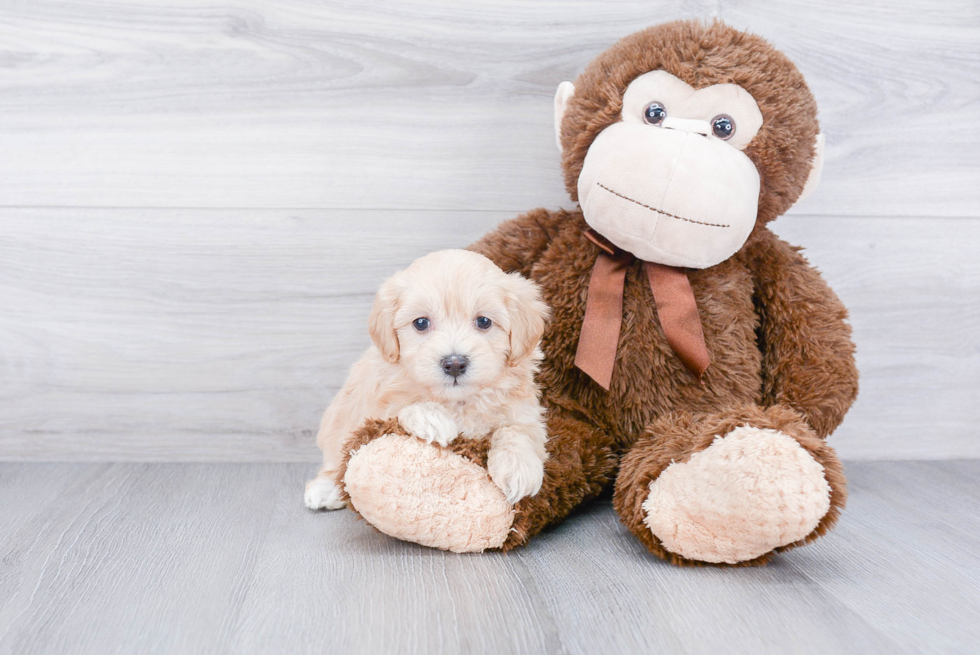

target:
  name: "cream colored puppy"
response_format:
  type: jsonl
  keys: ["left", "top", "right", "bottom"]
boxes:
{"left": 304, "top": 249, "right": 550, "bottom": 509}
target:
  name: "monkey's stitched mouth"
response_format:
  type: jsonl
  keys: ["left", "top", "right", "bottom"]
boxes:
{"left": 595, "top": 182, "right": 730, "bottom": 228}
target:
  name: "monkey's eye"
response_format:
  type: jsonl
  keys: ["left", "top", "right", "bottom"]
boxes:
{"left": 643, "top": 102, "right": 667, "bottom": 126}
{"left": 475, "top": 316, "right": 492, "bottom": 330}
{"left": 412, "top": 317, "right": 430, "bottom": 332}
{"left": 711, "top": 114, "right": 735, "bottom": 140}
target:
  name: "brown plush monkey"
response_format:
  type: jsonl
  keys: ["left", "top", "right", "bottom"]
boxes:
{"left": 337, "top": 19, "right": 858, "bottom": 565}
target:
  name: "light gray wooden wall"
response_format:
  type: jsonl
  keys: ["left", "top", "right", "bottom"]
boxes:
{"left": 1, "top": 0, "right": 977, "bottom": 461}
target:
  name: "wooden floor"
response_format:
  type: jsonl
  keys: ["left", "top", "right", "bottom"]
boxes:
{"left": 1, "top": 4, "right": 978, "bottom": 653}
{"left": 1, "top": 460, "right": 977, "bottom": 655}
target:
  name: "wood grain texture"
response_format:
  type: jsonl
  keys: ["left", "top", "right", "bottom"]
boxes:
{"left": 2, "top": 210, "right": 977, "bottom": 460}
{"left": 0, "top": 463, "right": 280, "bottom": 655}
{"left": 0, "top": 461, "right": 977, "bottom": 654}
{"left": 0, "top": 0, "right": 976, "bottom": 215}
{"left": 0, "top": 208, "right": 503, "bottom": 460}
{"left": 784, "top": 460, "right": 980, "bottom": 654}
{"left": 772, "top": 217, "right": 980, "bottom": 459}
{"left": 1, "top": 1, "right": 977, "bottom": 461}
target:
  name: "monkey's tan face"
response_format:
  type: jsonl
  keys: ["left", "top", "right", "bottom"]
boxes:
{"left": 572, "top": 71, "right": 765, "bottom": 269}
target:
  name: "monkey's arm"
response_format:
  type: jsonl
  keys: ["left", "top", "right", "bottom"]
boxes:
{"left": 743, "top": 228, "right": 859, "bottom": 438}
{"left": 468, "top": 208, "right": 569, "bottom": 276}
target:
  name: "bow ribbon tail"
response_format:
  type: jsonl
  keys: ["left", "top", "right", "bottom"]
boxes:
{"left": 574, "top": 251, "right": 630, "bottom": 390}
{"left": 644, "top": 261, "right": 710, "bottom": 380}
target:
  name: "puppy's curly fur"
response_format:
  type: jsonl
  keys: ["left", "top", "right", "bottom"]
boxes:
{"left": 305, "top": 249, "right": 550, "bottom": 509}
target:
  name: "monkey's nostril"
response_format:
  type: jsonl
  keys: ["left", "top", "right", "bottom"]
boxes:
{"left": 440, "top": 354, "right": 469, "bottom": 378}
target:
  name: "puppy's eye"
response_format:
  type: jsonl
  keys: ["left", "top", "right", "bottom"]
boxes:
{"left": 475, "top": 316, "right": 492, "bottom": 330}
{"left": 412, "top": 317, "right": 430, "bottom": 332}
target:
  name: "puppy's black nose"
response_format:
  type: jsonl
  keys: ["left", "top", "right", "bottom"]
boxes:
{"left": 441, "top": 354, "right": 469, "bottom": 378}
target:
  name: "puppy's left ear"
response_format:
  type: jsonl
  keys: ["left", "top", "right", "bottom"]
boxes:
{"left": 502, "top": 272, "right": 550, "bottom": 366}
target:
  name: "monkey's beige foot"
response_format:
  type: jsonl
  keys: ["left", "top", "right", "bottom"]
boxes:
{"left": 343, "top": 432, "right": 515, "bottom": 553}
{"left": 642, "top": 426, "right": 831, "bottom": 564}
{"left": 614, "top": 405, "right": 846, "bottom": 566}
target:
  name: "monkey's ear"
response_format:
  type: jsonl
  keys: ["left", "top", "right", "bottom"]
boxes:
{"left": 795, "top": 133, "right": 825, "bottom": 204}
{"left": 554, "top": 81, "right": 575, "bottom": 154}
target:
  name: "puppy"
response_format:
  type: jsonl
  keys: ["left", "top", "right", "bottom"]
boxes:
{"left": 304, "top": 249, "right": 550, "bottom": 509}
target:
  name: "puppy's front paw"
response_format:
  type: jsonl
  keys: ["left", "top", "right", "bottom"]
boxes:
{"left": 397, "top": 402, "right": 458, "bottom": 447}
{"left": 305, "top": 475, "right": 346, "bottom": 510}
{"left": 487, "top": 444, "right": 545, "bottom": 505}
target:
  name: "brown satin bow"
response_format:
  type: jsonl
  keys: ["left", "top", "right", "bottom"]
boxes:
{"left": 574, "top": 230, "right": 710, "bottom": 390}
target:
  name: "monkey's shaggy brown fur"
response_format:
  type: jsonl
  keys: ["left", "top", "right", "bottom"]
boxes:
{"left": 340, "top": 20, "right": 858, "bottom": 565}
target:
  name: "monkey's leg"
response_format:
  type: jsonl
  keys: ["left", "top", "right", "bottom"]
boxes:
{"left": 338, "top": 409, "right": 618, "bottom": 553}
{"left": 502, "top": 408, "right": 618, "bottom": 550}
{"left": 613, "top": 404, "right": 846, "bottom": 566}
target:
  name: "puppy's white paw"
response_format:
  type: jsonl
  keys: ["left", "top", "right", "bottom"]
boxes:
{"left": 487, "top": 444, "right": 545, "bottom": 505}
{"left": 305, "top": 475, "right": 346, "bottom": 510}
{"left": 397, "top": 402, "right": 458, "bottom": 447}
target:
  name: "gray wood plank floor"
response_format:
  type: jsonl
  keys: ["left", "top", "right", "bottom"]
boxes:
{"left": 1, "top": 460, "right": 977, "bottom": 655}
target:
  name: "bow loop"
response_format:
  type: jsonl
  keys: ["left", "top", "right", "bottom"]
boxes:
{"left": 574, "top": 230, "right": 710, "bottom": 390}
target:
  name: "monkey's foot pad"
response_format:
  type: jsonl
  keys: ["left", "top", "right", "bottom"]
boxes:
{"left": 343, "top": 429, "right": 515, "bottom": 553}
{"left": 642, "top": 426, "right": 832, "bottom": 564}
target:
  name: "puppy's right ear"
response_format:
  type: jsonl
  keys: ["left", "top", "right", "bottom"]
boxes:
{"left": 503, "top": 272, "right": 550, "bottom": 366}
{"left": 368, "top": 272, "right": 404, "bottom": 363}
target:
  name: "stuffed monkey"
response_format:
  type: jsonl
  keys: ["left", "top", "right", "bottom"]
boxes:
{"left": 336, "top": 19, "right": 858, "bottom": 565}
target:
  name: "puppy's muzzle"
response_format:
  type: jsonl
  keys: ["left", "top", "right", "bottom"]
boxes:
{"left": 440, "top": 354, "right": 469, "bottom": 379}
